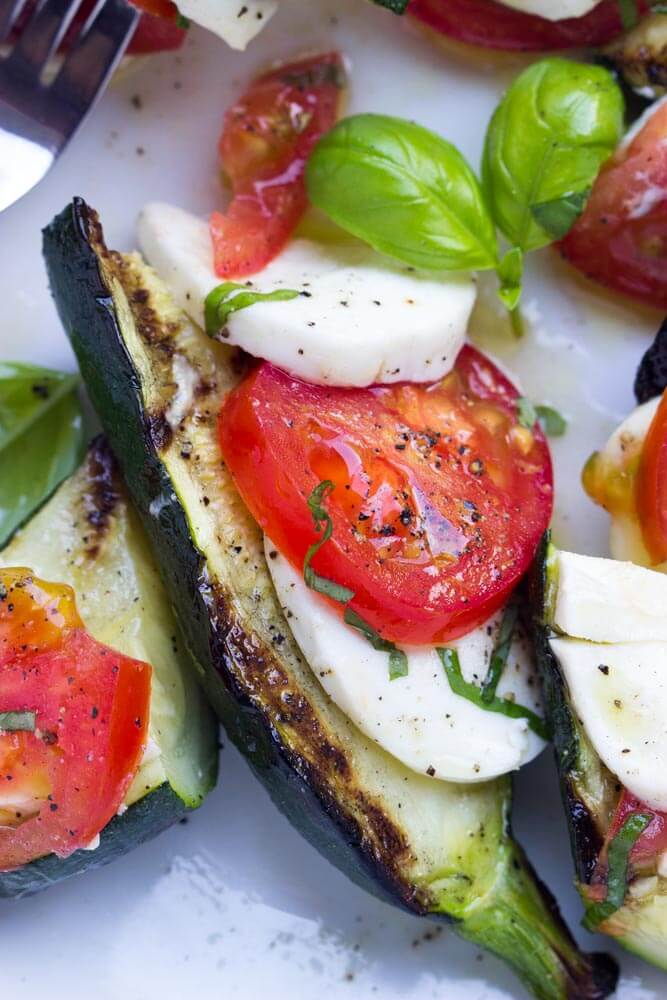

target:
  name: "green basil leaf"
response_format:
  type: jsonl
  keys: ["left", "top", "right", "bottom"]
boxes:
{"left": 205, "top": 282, "right": 300, "bottom": 338}
{"left": 0, "top": 365, "right": 84, "bottom": 547}
{"left": 583, "top": 812, "right": 652, "bottom": 930}
{"left": 307, "top": 113, "right": 499, "bottom": 273}
{"left": 536, "top": 404, "right": 567, "bottom": 437}
{"left": 438, "top": 647, "right": 549, "bottom": 739}
{"left": 175, "top": 12, "right": 191, "bottom": 28}
{"left": 618, "top": 0, "right": 640, "bottom": 27}
{"left": 497, "top": 246, "right": 523, "bottom": 311}
{"left": 344, "top": 607, "right": 409, "bottom": 679}
{"left": 303, "top": 481, "right": 356, "bottom": 603}
{"left": 371, "top": 0, "right": 409, "bottom": 11}
{"left": 482, "top": 59, "right": 624, "bottom": 252}
{"left": 516, "top": 396, "right": 538, "bottom": 429}
{"left": 0, "top": 710, "right": 36, "bottom": 733}
{"left": 531, "top": 188, "right": 591, "bottom": 241}
{"left": 480, "top": 602, "right": 519, "bottom": 703}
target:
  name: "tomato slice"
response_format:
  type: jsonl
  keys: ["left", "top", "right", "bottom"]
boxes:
{"left": 407, "top": 0, "right": 637, "bottom": 52}
{"left": 0, "top": 570, "right": 151, "bottom": 871}
{"left": 127, "top": 5, "right": 187, "bottom": 55}
{"left": 219, "top": 348, "right": 553, "bottom": 645}
{"left": 635, "top": 388, "right": 667, "bottom": 562}
{"left": 560, "top": 100, "right": 667, "bottom": 309}
{"left": 210, "top": 52, "right": 346, "bottom": 279}
{"left": 607, "top": 790, "right": 667, "bottom": 864}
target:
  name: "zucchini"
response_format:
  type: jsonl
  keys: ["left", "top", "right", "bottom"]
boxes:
{"left": 0, "top": 437, "right": 218, "bottom": 898}
{"left": 43, "top": 198, "right": 617, "bottom": 999}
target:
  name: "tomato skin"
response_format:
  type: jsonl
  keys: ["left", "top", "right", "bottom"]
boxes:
{"left": 407, "top": 0, "right": 636, "bottom": 52}
{"left": 210, "top": 52, "right": 345, "bottom": 279}
{"left": 0, "top": 571, "right": 151, "bottom": 871}
{"left": 127, "top": 7, "right": 187, "bottom": 54}
{"left": 560, "top": 101, "right": 667, "bottom": 310}
{"left": 219, "top": 348, "right": 553, "bottom": 645}
{"left": 636, "top": 388, "right": 667, "bottom": 562}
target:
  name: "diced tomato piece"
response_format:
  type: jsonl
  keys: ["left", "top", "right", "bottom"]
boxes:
{"left": 560, "top": 100, "right": 667, "bottom": 309}
{"left": 407, "top": 0, "right": 640, "bottom": 52}
{"left": 210, "top": 52, "right": 346, "bottom": 279}
{"left": 0, "top": 570, "right": 151, "bottom": 871}
{"left": 127, "top": 7, "right": 187, "bottom": 54}
{"left": 219, "top": 347, "right": 553, "bottom": 645}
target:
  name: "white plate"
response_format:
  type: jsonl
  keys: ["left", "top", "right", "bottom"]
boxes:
{"left": 0, "top": 2, "right": 664, "bottom": 997}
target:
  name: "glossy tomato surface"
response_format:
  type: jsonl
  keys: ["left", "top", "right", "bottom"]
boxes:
{"left": 560, "top": 100, "right": 667, "bottom": 309}
{"left": 636, "top": 388, "right": 667, "bottom": 562}
{"left": 407, "top": 0, "right": 635, "bottom": 52}
{"left": 210, "top": 52, "right": 346, "bottom": 279}
{"left": 219, "top": 347, "right": 553, "bottom": 645}
{"left": 0, "top": 570, "right": 151, "bottom": 871}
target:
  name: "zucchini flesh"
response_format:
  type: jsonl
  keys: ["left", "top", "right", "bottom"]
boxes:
{"left": 0, "top": 438, "right": 218, "bottom": 898}
{"left": 43, "top": 199, "right": 617, "bottom": 999}
{"left": 532, "top": 536, "right": 667, "bottom": 970}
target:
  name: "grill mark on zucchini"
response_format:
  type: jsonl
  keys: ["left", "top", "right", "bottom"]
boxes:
{"left": 80, "top": 437, "right": 121, "bottom": 559}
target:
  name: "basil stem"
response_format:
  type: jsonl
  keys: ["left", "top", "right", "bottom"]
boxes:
{"left": 0, "top": 710, "right": 36, "bottom": 733}
{"left": 303, "top": 481, "right": 355, "bottom": 603}
{"left": 344, "top": 608, "right": 409, "bottom": 680}
{"left": 583, "top": 812, "right": 653, "bottom": 930}
{"left": 480, "top": 602, "right": 519, "bottom": 704}
{"left": 438, "top": 647, "right": 549, "bottom": 739}
{"left": 204, "top": 282, "right": 300, "bottom": 337}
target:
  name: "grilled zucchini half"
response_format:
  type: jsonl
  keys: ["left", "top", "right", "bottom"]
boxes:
{"left": 43, "top": 198, "right": 617, "bottom": 999}
{"left": 0, "top": 438, "right": 218, "bottom": 898}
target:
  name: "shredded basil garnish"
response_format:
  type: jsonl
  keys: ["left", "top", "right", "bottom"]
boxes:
{"left": 480, "top": 601, "right": 519, "bottom": 703}
{"left": 0, "top": 710, "right": 36, "bottom": 733}
{"left": 516, "top": 397, "right": 538, "bottom": 430}
{"left": 617, "top": 0, "right": 640, "bottom": 28}
{"left": 304, "top": 481, "right": 355, "bottom": 603}
{"left": 204, "top": 282, "right": 300, "bottom": 337}
{"left": 516, "top": 398, "right": 567, "bottom": 437}
{"left": 583, "top": 812, "right": 653, "bottom": 930}
{"left": 437, "top": 647, "right": 548, "bottom": 739}
{"left": 343, "top": 608, "right": 409, "bottom": 680}
{"left": 531, "top": 189, "right": 591, "bottom": 241}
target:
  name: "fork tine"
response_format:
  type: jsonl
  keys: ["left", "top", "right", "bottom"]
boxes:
{"left": 50, "top": 0, "right": 137, "bottom": 124}
{"left": 6, "top": 0, "right": 85, "bottom": 76}
{"left": 0, "top": 0, "right": 28, "bottom": 43}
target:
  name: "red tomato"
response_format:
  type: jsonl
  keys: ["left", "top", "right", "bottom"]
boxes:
{"left": 0, "top": 569, "right": 151, "bottom": 871}
{"left": 210, "top": 52, "right": 346, "bottom": 279}
{"left": 127, "top": 6, "right": 187, "bottom": 55}
{"left": 560, "top": 101, "right": 667, "bottom": 309}
{"left": 636, "top": 388, "right": 667, "bottom": 562}
{"left": 407, "top": 0, "right": 638, "bottom": 52}
{"left": 219, "top": 348, "right": 553, "bottom": 645}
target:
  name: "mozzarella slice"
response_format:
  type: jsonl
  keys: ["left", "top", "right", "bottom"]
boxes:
{"left": 552, "top": 549, "right": 667, "bottom": 643}
{"left": 137, "top": 202, "right": 476, "bottom": 388}
{"left": 550, "top": 637, "right": 667, "bottom": 812}
{"left": 499, "top": 0, "right": 600, "bottom": 19}
{"left": 175, "top": 0, "right": 277, "bottom": 49}
{"left": 265, "top": 538, "right": 544, "bottom": 783}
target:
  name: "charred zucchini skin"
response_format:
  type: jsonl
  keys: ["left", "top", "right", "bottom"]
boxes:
{"left": 43, "top": 199, "right": 618, "bottom": 999}
{"left": 0, "top": 785, "right": 185, "bottom": 900}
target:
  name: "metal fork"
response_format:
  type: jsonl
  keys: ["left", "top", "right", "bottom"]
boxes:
{"left": 0, "top": 0, "right": 138, "bottom": 212}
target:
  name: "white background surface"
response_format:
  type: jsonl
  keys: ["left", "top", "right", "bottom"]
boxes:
{"left": 0, "top": 2, "right": 665, "bottom": 997}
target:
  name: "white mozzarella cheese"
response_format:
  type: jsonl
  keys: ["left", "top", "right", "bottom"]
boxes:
{"left": 550, "top": 636, "right": 667, "bottom": 812}
{"left": 137, "top": 202, "right": 476, "bottom": 388}
{"left": 265, "top": 538, "right": 544, "bottom": 783}
{"left": 500, "top": 0, "right": 601, "bottom": 20}
{"left": 175, "top": 0, "right": 277, "bottom": 49}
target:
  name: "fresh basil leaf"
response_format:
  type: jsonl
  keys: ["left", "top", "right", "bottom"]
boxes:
{"left": 438, "top": 647, "right": 549, "bottom": 739}
{"left": 618, "top": 0, "right": 640, "bottom": 28}
{"left": 480, "top": 602, "right": 519, "bottom": 703}
{"left": 175, "top": 12, "right": 191, "bottom": 28}
{"left": 583, "top": 812, "right": 652, "bottom": 930}
{"left": 482, "top": 59, "right": 624, "bottom": 253}
{"left": 516, "top": 397, "right": 538, "bottom": 429}
{"left": 536, "top": 405, "right": 567, "bottom": 437}
{"left": 205, "top": 282, "right": 300, "bottom": 338}
{"left": 303, "top": 482, "right": 356, "bottom": 603}
{"left": 497, "top": 246, "right": 524, "bottom": 312}
{"left": 0, "top": 365, "right": 84, "bottom": 547}
{"left": 0, "top": 710, "right": 36, "bottom": 733}
{"left": 531, "top": 189, "right": 591, "bottom": 241}
{"left": 344, "top": 607, "right": 409, "bottom": 680}
{"left": 370, "top": 0, "right": 409, "bottom": 11}
{"left": 307, "top": 113, "right": 499, "bottom": 273}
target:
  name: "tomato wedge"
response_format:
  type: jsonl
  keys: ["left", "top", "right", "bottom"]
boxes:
{"left": 0, "top": 570, "right": 151, "bottom": 871}
{"left": 219, "top": 348, "right": 553, "bottom": 645}
{"left": 407, "top": 0, "right": 637, "bottom": 52}
{"left": 210, "top": 52, "right": 346, "bottom": 279}
{"left": 636, "top": 388, "right": 667, "bottom": 563}
{"left": 560, "top": 100, "right": 667, "bottom": 309}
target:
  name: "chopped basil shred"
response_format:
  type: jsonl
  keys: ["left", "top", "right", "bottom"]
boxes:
{"left": 617, "top": 0, "right": 640, "bottom": 28}
{"left": 516, "top": 397, "right": 538, "bottom": 430}
{"left": 204, "top": 282, "right": 300, "bottom": 338}
{"left": 437, "top": 647, "right": 549, "bottom": 740}
{"left": 0, "top": 710, "right": 36, "bottom": 733}
{"left": 302, "top": 481, "right": 407, "bottom": 679}
{"left": 516, "top": 398, "right": 567, "bottom": 437}
{"left": 480, "top": 601, "right": 519, "bottom": 703}
{"left": 531, "top": 189, "right": 591, "bottom": 242}
{"left": 583, "top": 812, "right": 653, "bottom": 930}
{"left": 371, "top": 0, "right": 409, "bottom": 10}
